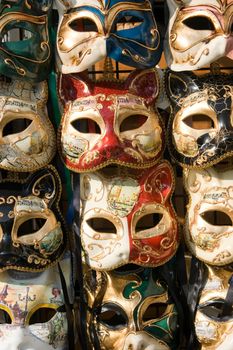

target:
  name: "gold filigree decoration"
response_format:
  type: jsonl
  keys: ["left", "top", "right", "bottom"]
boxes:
{"left": 27, "top": 254, "right": 50, "bottom": 265}
{"left": 32, "top": 174, "right": 56, "bottom": 201}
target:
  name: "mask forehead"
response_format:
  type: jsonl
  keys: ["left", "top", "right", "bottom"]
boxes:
{"left": 80, "top": 161, "right": 178, "bottom": 270}
{"left": 56, "top": 0, "right": 161, "bottom": 72}
{"left": 184, "top": 166, "right": 233, "bottom": 266}
{"left": 195, "top": 265, "right": 233, "bottom": 349}
{"left": 59, "top": 70, "right": 164, "bottom": 172}
{"left": 86, "top": 268, "right": 178, "bottom": 349}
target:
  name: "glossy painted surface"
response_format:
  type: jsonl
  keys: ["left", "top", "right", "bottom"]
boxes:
{"left": 80, "top": 161, "right": 178, "bottom": 270}
{"left": 0, "top": 166, "right": 66, "bottom": 272}
{"left": 0, "top": 0, "right": 52, "bottom": 81}
{"left": 59, "top": 69, "right": 164, "bottom": 172}
{"left": 85, "top": 268, "right": 179, "bottom": 349}
{"left": 0, "top": 254, "right": 71, "bottom": 350}
{"left": 56, "top": 0, "right": 162, "bottom": 72}
{"left": 195, "top": 265, "right": 233, "bottom": 349}
{"left": 0, "top": 79, "right": 56, "bottom": 172}
{"left": 166, "top": 71, "right": 233, "bottom": 168}
{"left": 184, "top": 166, "right": 233, "bottom": 266}
{"left": 165, "top": 0, "right": 233, "bottom": 70}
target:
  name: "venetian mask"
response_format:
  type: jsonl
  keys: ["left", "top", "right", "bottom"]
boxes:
{"left": 59, "top": 69, "right": 164, "bottom": 172}
{"left": 0, "top": 166, "right": 66, "bottom": 272}
{"left": 0, "top": 0, "right": 52, "bottom": 82}
{"left": 195, "top": 265, "right": 233, "bottom": 350}
{"left": 0, "top": 254, "right": 71, "bottom": 350}
{"left": 166, "top": 70, "right": 233, "bottom": 168}
{"left": 55, "top": 0, "right": 161, "bottom": 73}
{"left": 0, "top": 79, "right": 56, "bottom": 172}
{"left": 80, "top": 161, "right": 178, "bottom": 270}
{"left": 165, "top": 0, "right": 233, "bottom": 71}
{"left": 184, "top": 166, "right": 233, "bottom": 266}
{"left": 85, "top": 267, "right": 179, "bottom": 350}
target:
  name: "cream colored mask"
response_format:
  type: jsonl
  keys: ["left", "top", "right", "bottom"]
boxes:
{"left": 0, "top": 254, "right": 72, "bottom": 350}
{"left": 165, "top": 0, "right": 233, "bottom": 71}
{"left": 80, "top": 161, "right": 178, "bottom": 270}
{"left": 0, "top": 79, "right": 56, "bottom": 172}
{"left": 184, "top": 166, "right": 233, "bottom": 266}
{"left": 85, "top": 268, "right": 179, "bottom": 350}
{"left": 195, "top": 265, "right": 233, "bottom": 350}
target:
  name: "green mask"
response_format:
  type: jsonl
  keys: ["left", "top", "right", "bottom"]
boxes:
{"left": 0, "top": 0, "right": 52, "bottom": 81}
{"left": 86, "top": 268, "right": 179, "bottom": 350}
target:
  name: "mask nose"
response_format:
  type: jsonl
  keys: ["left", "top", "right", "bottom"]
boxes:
{"left": 123, "top": 332, "right": 169, "bottom": 350}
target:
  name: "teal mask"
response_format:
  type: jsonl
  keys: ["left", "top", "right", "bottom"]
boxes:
{"left": 86, "top": 268, "right": 179, "bottom": 350}
{"left": 0, "top": 0, "right": 52, "bottom": 81}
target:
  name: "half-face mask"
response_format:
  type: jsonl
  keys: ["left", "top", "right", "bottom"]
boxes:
{"left": 166, "top": 70, "right": 233, "bottom": 168}
{"left": 55, "top": 0, "right": 161, "bottom": 73}
{"left": 85, "top": 267, "right": 179, "bottom": 350}
{"left": 0, "top": 0, "right": 52, "bottom": 82}
{"left": 0, "top": 166, "right": 66, "bottom": 272}
{"left": 184, "top": 166, "right": 233, "bottom": 266}
{"left": 195, "top": 265, "right": 233, "bottom": 350}
{"left": 80, "top": 161, "right": 178, "bottom": 270}
{"left": 165, "top": 0, "right": 233, "bottom": 71}
{"left": 59, "top": 69, "right": 164, "bottom": 172}
{"left": 0, "top": 79, "right": 56, "bottom": 172}
{"left": 0, "top": 254, "right": 71, "bottom": 350}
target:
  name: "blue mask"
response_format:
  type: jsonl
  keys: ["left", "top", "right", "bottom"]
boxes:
{"left": 56, "top": 0, "right": 162, "bottom": 73}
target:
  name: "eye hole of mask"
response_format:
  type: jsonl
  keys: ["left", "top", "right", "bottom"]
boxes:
{"left": 87, "top": 218, "right": 117, "bottom": 234}
{"left": 29, "top": 307, "right": 57, "bottom": 325}
{"left": 0, "top": 309, "right": 12, "bottom": 324}
{"left": 116, "top": 15, "right": 143, "bottom": 31}
{"left": 199, "top": 299, "right": 233, "bottom": 320}
{"left": 69, "top": 18, "right": 98, "bottom": 32}
{"left": 17, "top": 218, "right": 47, "bottom": 238}
{"left": 1, "top": 28, "right": 33, "bottom": 42}
{"left": 183, "top": 115, "right": 214, "bottom": 129}
{"left": 135, "top": 213, "right": 163, "bottom": 233}
{"left": 183, "top": 16, "right": 215, "bottom": 31}
{"left": 200, "top": 210, "right": 233, "bottom": 226}
{"left": 143, "top": 302, "right": 168, "bottom": 322}
{"left": 71, "top": 118, "right": 101, "bottom": 134}
{"left": 120, "top": 115, "right": 148, "bottom": 132}
{"left": 97, "top": 303, "right": 127, "bottom": 329}
{"left": 2, "top": 118, "right": 33, "bottom": 137}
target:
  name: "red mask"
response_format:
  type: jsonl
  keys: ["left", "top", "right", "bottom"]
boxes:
{"left": 80, "top": 161, "right": 178, "bottom": 270}
{"left": 58, "top": 69, "right": 164, "bottom": 172}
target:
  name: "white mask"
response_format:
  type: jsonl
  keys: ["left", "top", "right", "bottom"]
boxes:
{"left": 0, "top": 255, "right": 72, "bottom": 350}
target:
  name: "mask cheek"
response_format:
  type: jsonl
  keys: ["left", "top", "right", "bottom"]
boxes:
{"left": 81, "top": 216, "right": 130, "bottom": 269}
{"left": 195, "top": 318, "right": 219, "bottom": 345}
{"left": 13, "top": 131, "right": 44, "bottom": 155}
{"left": 62, "top": 134, "right": 88, "bottom": 160}
{"left": 195, "top": 316, "right": 233, "bottom": 350}
{"left": 0, "top": 325, "right": 32, "bottom": 350}
{"left": 97, "top": 324, "right": 128, "bottom": 349}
